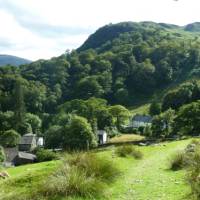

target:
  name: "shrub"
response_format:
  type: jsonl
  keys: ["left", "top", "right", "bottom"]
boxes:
{"left": 131, "top": 148, "right": 143, "bottom": 159}
{"left": 186, "top": 147, "right": 200, "bottom": 199}
{"left": 36, "top": 149, "right": 58, "bottom": 162}
{"left": 105, "top": 126, "right": 119, "bottom": 138}
{"left": 143, "top": 126, "right": 152, "bottom": 137}
{"left": 190, "top": 139, "right": 200, "bottom": 146}
{"left": 35, "top": 152, "right": 120, "bottom": 199}
{"left": 170, "top": 151, "right": 186, "bottom": 171}
{"left": 115, "top": 145, "right": 143, "bottom": 159}
{"left": 138, "top": 126, "right": 145, "bottom": 134}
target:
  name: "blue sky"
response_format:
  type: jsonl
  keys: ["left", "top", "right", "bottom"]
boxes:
{"left": 0, "top": 0, "right": 199, "bottom": 60}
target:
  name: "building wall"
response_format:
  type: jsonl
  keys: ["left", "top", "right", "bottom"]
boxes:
{"left": 129, "top": 121, "right": 151, "bottom": 128}
{"left": 31, "top": 139, "right": 37, "bottom": 150}
{"left": 97, "top": 132, "right": 107, "bottom": 145}
{"left": 18, "top": 144, "right": 32, "bottom": 152}
{"left": 102, "top": 133, "right": 107, "bottom": 144}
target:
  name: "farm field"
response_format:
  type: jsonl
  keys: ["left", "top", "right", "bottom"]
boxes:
{"left": 0, "top": 139, "right": 191, "bottom": 200}
{"left": 108, "top": 134, "right": 145, "bottom": 144}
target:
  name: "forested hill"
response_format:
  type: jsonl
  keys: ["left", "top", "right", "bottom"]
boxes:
{"left": 78, "top": 21, "right": 200, "bottom": 51}
{"left": 0, "top": 55, "right": 31, "bottom": 66}
{"left": 1, "top": 21, "right": 200, "bottom": 116}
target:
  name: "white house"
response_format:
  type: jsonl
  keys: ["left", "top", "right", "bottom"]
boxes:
{"left": 128, "top": 114, "right": 152, "bottom": 128}
{"left": 97, "top": 130, "right": 107, "bottom": 145}
{"left": 19, "top": 133, "right": 44, "bottom": 152}
{"left": 37, "top": 137, "right": 44, "bottom": 147}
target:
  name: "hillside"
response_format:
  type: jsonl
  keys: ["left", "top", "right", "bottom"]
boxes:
{"left": 0, "top": 55, "right": 31, "bottom": 66}
{"left": 1, "top": 21, "right": 200, "bottom": 134}
{"left": 184, "top": 22, "right": 200, "bottom": 32}
{"left": 78, "top": 21, "right": 200, "bottom": 52}
{"left": 18, "top": 21, "right": 200, "bottom": 107}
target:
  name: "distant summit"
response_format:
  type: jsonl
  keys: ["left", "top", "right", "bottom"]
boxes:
{"left": 0, "top": 54, "right": 31, "bottom": 66}
{"left": 184, "top": 22, "right": 200, "bottom": 32}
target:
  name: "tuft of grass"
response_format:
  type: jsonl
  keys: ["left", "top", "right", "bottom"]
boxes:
{"left": 33, "top": 152, "right": 120, "bottom": 199}
{"left": 190, "top": 139, "right": 200, "bottom": 146}
{"left": 67, "top": 153, "right": 120, "bottom": 182}
{"left": 186, "top": 148, "right": 200, "bottom": 200}
{"left": 169, "top": 150, "right": 186, "bottom": 171}
{"left": 115, "top": 145, "right": 143, "bottom": 159}
{"left": 37, "top": 165, "right": 105, "bottom": 199}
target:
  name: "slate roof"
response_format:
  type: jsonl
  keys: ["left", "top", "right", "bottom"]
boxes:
{"left": 18, "top": 152, "right": 36, "bottom": 160}
{"left": 132, "top": 114, "right": 152, "bottom": 123}
{"left": 19, "top": 133, "right": 36, "bottom": 145}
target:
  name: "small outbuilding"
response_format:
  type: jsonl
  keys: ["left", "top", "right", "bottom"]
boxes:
{"left": 97, "top": 130, "right": 107, "bottom": 145}
{"left": 15, "top": 152, "right": 36, "bottom": 166}
{"left": 3, "top": 148, "right": 36, "bottom": 166}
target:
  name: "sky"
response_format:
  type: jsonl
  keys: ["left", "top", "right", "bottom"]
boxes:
{"left": 0, "top": 0, "right": 199, "bottom": 61}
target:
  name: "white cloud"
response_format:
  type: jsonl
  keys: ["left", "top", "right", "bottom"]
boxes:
{"left": 0, "top": 0, "right": 200, "bottom": 60}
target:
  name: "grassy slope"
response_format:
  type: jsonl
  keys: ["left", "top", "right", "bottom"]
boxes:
{"left": 107, "top": 140, "right": 191, "bottom": 200}
{"left": 0, "top": 140, "right": 191, "bottom": 200}
{"left": 0, "top": 161, "right": 61, "bottom": 200}
{"left": 131, "top": 104, "right": 150, "bottom": 115}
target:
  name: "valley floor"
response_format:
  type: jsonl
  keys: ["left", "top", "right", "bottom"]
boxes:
{"left": 0, "top": 140, "right": 191, "bottom": 200}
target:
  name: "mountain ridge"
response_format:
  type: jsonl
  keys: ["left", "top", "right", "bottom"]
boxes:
{"left": 0, "top": 54, "right": 31, "bottom": 66}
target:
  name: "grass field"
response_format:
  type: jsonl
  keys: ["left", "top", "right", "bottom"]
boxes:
{"left": 0, "top": 139, "right": 191, "bottom": 200}
{"left": 108, "top": 134, "right": 144, "bottom": 144}
{"left": 131, "top": 104, "right": 150, "bottom": 115}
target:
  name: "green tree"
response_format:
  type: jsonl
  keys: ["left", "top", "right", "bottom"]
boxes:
{"left": 25, "top": 113, "right": 42, "bottom": 135}
{"left": 151, "top": 109, "right": 175, "bottom": 138}
{"left": 76, "top": 77, "right": 104, "bottom": 99}
{"left": 17, "top": 122, "right": 32, "bottom": 135}
{"left": 96, "top": 108, "right": 113, "bottom": 129}
{"left": 0, "top": 111, "right": 15, "bottom": 131}
{"left": 149, "top": 102, "right": 161, "bottom": 116}
{"left": 58, "top": 98, "right": 110, "bottom": 131}
{"left": 162, "top": 81, "right": 200, "bottom": 111}
{"left": 14, "top": 80, "right": 26, "bottom": 129}
{"left": 173, "top": 101, "right": 200, "bottom": 136}
{"left": 63, "top": 116, "right": 96, "bottom": 150}
{"left": 109, "top": 105, "right": 130, "bottom": 130}
{"left": 45, "top": 125, "right": 63, "bottom": 149}
{"left": 52, "top": 113, "right": 72, "bottom": 127}
{"left": 0, "top": 130, "right": 21, "bottom": 147}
